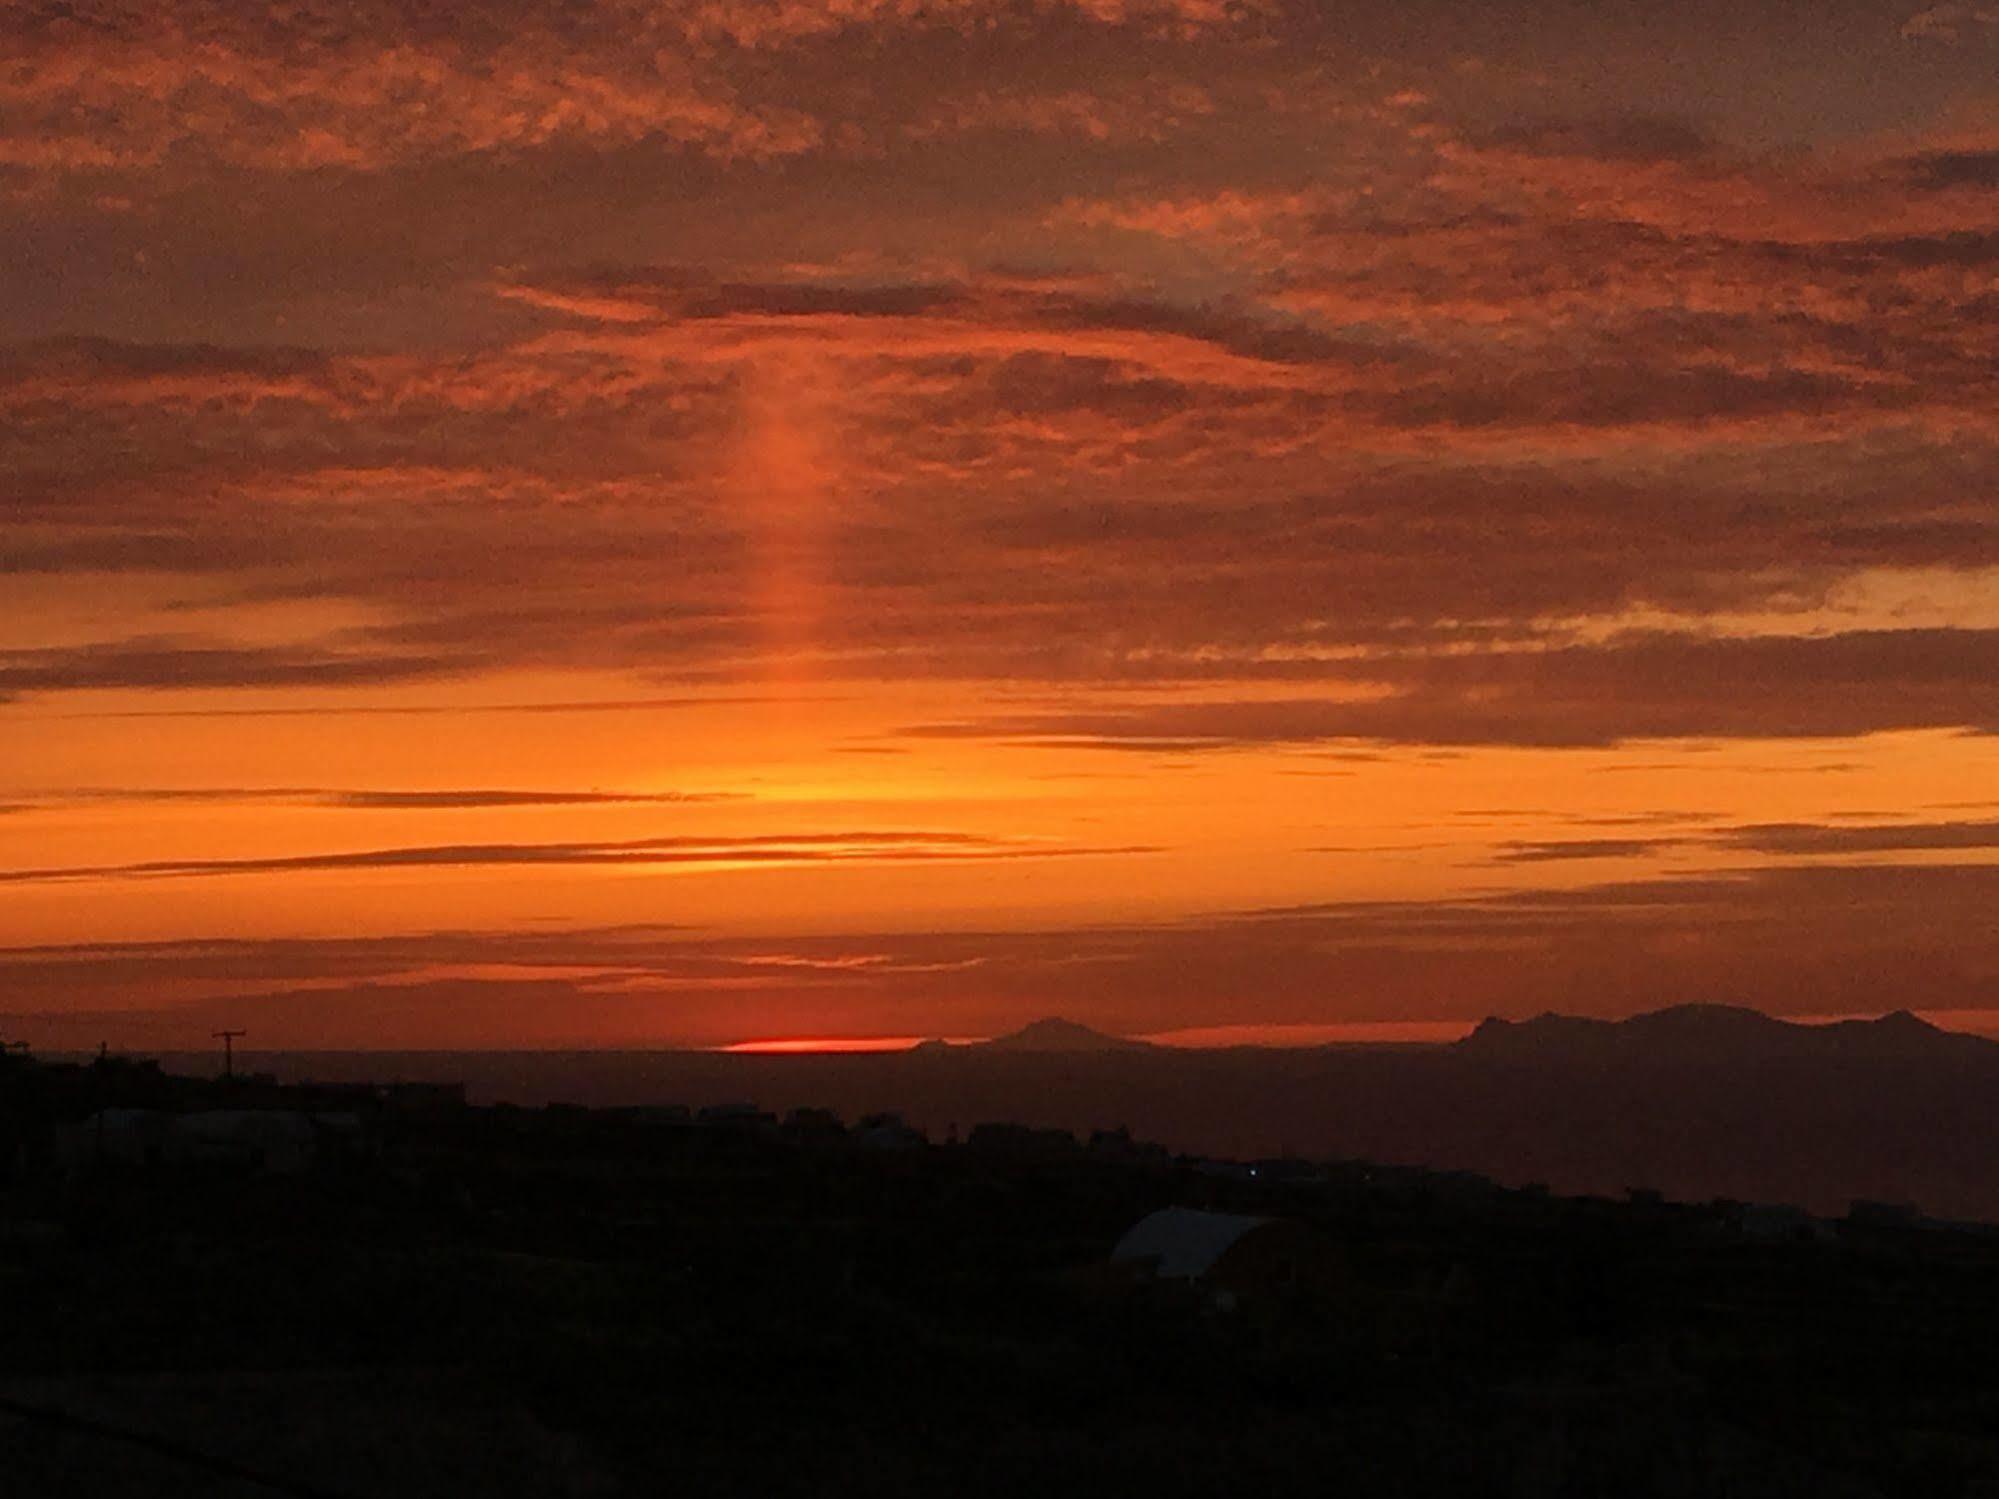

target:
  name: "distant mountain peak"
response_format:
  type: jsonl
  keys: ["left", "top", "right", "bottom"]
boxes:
{"left": 1645, "top": 1002, "right": 1777, "bottom": 1023}
{"left": 1874, "top": 1008, "right": 1938, "bottom": 1033}
{"left": 1459, "top": 1004, "right": 1987, "bottom": 1060}
{"left": 981, "top": 1017, "right": 1148, "bottom": 1052}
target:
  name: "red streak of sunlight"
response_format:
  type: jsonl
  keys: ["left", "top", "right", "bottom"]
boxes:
{"left": 719, "top": 1036, "right": 984, "bottom": 1054}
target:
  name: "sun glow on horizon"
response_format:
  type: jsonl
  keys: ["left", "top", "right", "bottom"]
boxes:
{"left": 718, "top": 1035, "right": 987, "bottom": 1054}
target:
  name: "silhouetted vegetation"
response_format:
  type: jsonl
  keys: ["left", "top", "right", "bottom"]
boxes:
{"left": 4, "top": 1042, "right": 1999, "bottom": 1496}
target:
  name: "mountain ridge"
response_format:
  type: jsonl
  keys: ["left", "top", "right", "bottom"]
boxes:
{"left": 1458, "top": 1003, "right": 1998, "bottom": 1060}
{"left": 976, "top": 1017, "right": 1150, "bottom": 1053}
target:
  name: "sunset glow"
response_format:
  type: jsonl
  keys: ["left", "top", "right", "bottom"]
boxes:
{"left": 4, "top": 0, "right": 1998, "bottom": 1050}
{"left": 721, "top": 1036, "right": 967, "bottom": 1054}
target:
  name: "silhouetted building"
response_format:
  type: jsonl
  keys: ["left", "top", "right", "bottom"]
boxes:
{"left": 381, "top": 1081, "right": 468, "bottom": 1113}
{"left": 782, "top": 1107, "right": 847, "bottom": 1145}
{"left": 968, "top": 1121, "right": 1077, "bottom": 1158}
{"left": 854, "top": 1112, "right": 926, "bottom": 1151}
{"left": 1848, "top": 1198, "right": 1920, "bottom": 1229}
{"left": 170, "top": 1111, "right": 320, "bottom": 1173}
{"left": 59, "top": 1108, "right": 363, "bottom": 1175}
{"left": 61, "top": 1108, "right": 173, "bottom": 1169}
{"left": 1736, "top": 1202, "right": 1831, "bottom": 1243}
{"left": 698, "top": 1102, "right": 776, "bottom": 1131}
{"left": 1110, "top": 1207, "right": 1344, "bottom": 1309}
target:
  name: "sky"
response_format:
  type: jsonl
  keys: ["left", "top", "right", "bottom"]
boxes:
{"left": 2, "top": 0, "right": 1997, "bottom": 1050}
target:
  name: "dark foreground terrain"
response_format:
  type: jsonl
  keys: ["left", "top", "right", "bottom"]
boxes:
{"left": 5, "top": 1042, "right": 1999, "bottom": 1497}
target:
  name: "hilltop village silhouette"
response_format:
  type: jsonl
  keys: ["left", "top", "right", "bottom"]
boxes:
{"left": 5, "top": 1005, "right": 1999, "bottom": 1494}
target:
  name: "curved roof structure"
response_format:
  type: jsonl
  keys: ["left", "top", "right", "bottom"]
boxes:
{"left": 1111, "top": 1207, "right": 1271, "bottom": 1280}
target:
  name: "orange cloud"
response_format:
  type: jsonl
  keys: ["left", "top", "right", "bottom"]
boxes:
{"left": 6, "top": 0, "right": 1999, "bottom": 1047}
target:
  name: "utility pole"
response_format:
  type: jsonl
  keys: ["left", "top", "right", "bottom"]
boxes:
{"left": 212, "top": 1029, "right": 246, "bottom": 1081}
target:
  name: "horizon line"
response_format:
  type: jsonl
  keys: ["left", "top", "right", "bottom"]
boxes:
{"left": 22, "top": 1007, "right": 1999, "bottom": 1060}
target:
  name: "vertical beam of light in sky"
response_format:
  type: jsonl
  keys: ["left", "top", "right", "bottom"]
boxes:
{"left": 730, "top": 356, "right": 841, "bottom": 686}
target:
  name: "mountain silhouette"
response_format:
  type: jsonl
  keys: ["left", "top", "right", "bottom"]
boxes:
{"left": 1459, "top": 1003, "right": 1996, "bottom": 1061}
{"left": 213, "top": 1003, "right": 1999, "bottom": 1216}
{"left": 979, "top": 1017, "right": 1149, "bottom": 1052}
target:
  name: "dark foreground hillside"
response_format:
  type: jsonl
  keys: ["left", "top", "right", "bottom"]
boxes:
{"left": 5, "top": 1049, "right": 1999, "bottom": 1496}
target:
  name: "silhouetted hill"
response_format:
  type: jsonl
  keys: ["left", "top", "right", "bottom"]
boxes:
{"left": 136, "top": 1004, "right": 1999, "bottom": 1219}
{"left": 1460, "top": 1003, "right": 1999, "bottom": 1062}
{"left": 978, "top": 1017, "right": 1149, "bottom": 1052}
{"left": 22, "top": 1050, "right": 1999, "bottom": 1498}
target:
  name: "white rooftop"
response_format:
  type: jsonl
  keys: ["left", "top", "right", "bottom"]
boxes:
{"left": 1111, "top": 1207, "right": 1270, "bottom": 1280}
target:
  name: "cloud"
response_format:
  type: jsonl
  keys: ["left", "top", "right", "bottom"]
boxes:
{"left": 2, "top": 786, "right": 739, "bottom": 811}
{"left": 1490, "top": 816, "right": 1999, "bottom": 862}
{"left": 0, "top": 639, "right": 476, "bottom": 699}
{"left": 1902, "top": 5, "right": 1999, "bottom": 41}
{"left": 12, "top": 362, "right": 1995, "bottom": 734}
{"left": 1724, "top": 818, "right": 1999, "bottom": 855}
{"left": 7, "top": 317, "right": 1995, "bottom": 744}
{"left": 4, "top": 859, "right": 1998, "bottom": 1046}
{"left": 0, "top": 4, "right": 820, "bottom": 175}
{"left": 59, "top": 695, "right": 807, "bottom": 721}
{"left": 1476, "top": 115, "right": 1717, "bottom": 165}
{"left": 1901, "top": 150, "right": 1999, "bottom": 190}
{"left": 322, "top": 789, "right": 733, "bottom": 809}
{"left": 1490, "top": 838, "right": 1675, "bottom": 863}
{"left": 3, "top": 0, "right": 1996, "bottom": 1061}
{"left": 0, "top": 0, "right": 1265, "bottom": 183}
{"left": 902, "top": 629, "right": 1999, "bottom": 748}
{"left": 0, "top": 831, "right": 1160, "bottom": 885}
{"left": 905, "top": 82, "right": 1216, "bottom": 145}
{"left": 4, "top": 4, "right": 1997, "bottom": 757}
